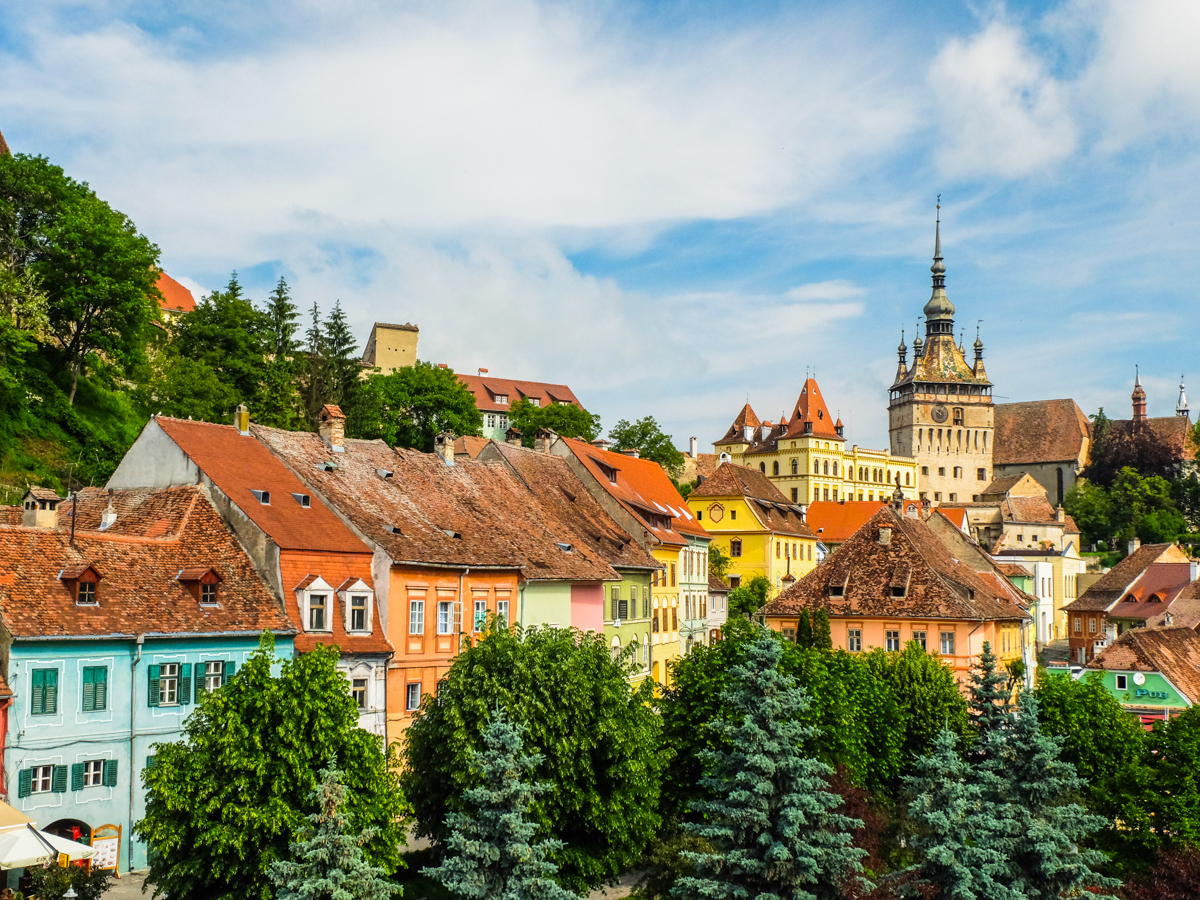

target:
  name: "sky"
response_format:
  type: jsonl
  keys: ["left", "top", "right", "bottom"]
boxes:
{"left": 1, "top": 0, "right": 1198, "bottom": 452}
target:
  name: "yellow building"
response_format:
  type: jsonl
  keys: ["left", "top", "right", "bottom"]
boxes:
{"left": 714, "top": 377, "right": 919, "bottom": 506}
{"left": 361, "top": 322, "right": 419, "bottom": 373}
{"left": 688, "top": 463, "right": 818, "bottom": 596}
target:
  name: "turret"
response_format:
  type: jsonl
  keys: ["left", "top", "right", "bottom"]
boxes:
{"left": 1132, "top": 367, "right": 1147, "bottom": 423}
{"left": 895, "top": 330, "right": 908, "bottom": 383}
{"left": 1178, "top": 375, "right": 1190, "bottom": 419}
{"left": 972, "top": 327, "right": 987, "bottom": 380}
{"left": 922, "top": 202, "right": 955, "bottom": 336}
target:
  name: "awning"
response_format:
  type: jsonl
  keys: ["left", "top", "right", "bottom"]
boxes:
{"left": 0, "top": 823, "right": 97, "bottom": 870}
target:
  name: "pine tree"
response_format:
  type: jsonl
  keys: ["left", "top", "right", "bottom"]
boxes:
{"left": 424, "top": 708, "right": 578, "bottom": 900}
{"left": 967, "top": 641, "right": 1011, "bottom": 764}
{"left": 995, "top": 691, "right": 1121, "bottom": 899}
{"left": 904, "top": 728, "right": 1018, "bottom": 900}
{"left": 796, "top": 610, "right": 813, "bottom": 648}
{"left": 268, "top": 759, "right": 398, "bottom": 900}
{"left": 324, "top": 300, "right": 359, "bottom": 407}
{"left": 811, "top": 608, "right": 833, "bottom": 650}
{"left": 264, "top": 276, "right": 301, "bottom": 358}
{"left": 673, "top": 629, "right": 867, "bottom": 900}
{"left": 301, "top": 302, "right": 330, "bottom": 422}
{"left": 256, "top": 277, "right": 303, "bottom": 429}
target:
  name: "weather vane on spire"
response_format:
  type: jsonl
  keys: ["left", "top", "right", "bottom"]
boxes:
{"left": 936, "top": 194, "right": 941, "bottom": 217}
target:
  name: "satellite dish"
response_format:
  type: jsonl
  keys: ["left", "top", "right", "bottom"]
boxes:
{"left": 1133, "top": 672, "right": 1146, "bottom": 686}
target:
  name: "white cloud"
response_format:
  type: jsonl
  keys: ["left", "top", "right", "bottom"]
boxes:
{"left": 786, "top": 280, "right": 866, "bottom": 301}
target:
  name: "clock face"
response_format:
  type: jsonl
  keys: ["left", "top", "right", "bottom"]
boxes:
{"left": 930, "top": 404, "right": 949, "bottom": 423}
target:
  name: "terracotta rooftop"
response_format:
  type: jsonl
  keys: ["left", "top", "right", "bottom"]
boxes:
{"left": 1107, "top": 415, "right": 1198, "bottom": 460}
{"left": 716, "top": 404, "right": 761, "bottom": 444}
{"left": 982, "top": 474, "right": 1038, "bottom": 496}
{"left": 994, "top": 561, "right": 1032, "bottom": 579}
{"left": 456, "top": 374, "right": 582, "bottom": 414}
{"left": 804, "top": 500, "right": 919, "bottom": 545}
{"left": 0, "top": 486, "right": 293, "bottom": 639}
{"left": 993, "top": 399, "right": 1091, "bottom": 466}
{"left": 1065, "top": 544, "right": 1189, "bottom": 612}
{"left": 709, "top": 575, "right": 730, "bottom": 594}
{"left": 25, "top": 487, "right": 63, "bottom": 502}
{"left": 693, "top": 453, "right": 719, "bottom": 481}
{"left": 999, "top": 496, "right": 1079, "bottom": 532}
{"left": 453, "top": 435, "right": 491, "bottom": 459}
{"left": 761, "top": 504, "right": 1029, "bottom": 623}
{"left": 718, "top": 378, "right": 845, "bottom": 451}
{"left": 155, "top": 417, "right": 369, "bottom": 554}
{"left": 690, "top": 463, "right": 814, "bottom": 538}
{"left": 556, "top": 437, "right": 710, "bottom": 548}
{"left": 155, "top": 272, "right": 196, "bottom": 314}
{"left": 1087, "top": 626, "right": 1200, "bottom": 706}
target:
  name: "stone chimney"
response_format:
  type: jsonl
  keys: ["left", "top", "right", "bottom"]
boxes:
{"left": 505, "top": 427, "right": 523, "bottom": 446}
{"left": 1056, "top": 506, "right": 1065, "bottom": 523}
{"left": 591, "top": 438, "right": 613, "bottom": 451}
{"left": 689, "top": 436, "right": 698, "bottom": 458}
{"left": 621, "top": 448, "right": 640, "bottom": 458}
{"left": 534, "top": 428, "right": 557, "bottom": 453}
{"left": 318, "top": 404, "right": 346, "bottom": 452}
{"left": 100, "top": 489, "right": 118, "bottom": 531}
{"left": 1128, "top": 537, "right": 1141, "bottom": 556}
{"left": 434, "top": 432, "right": 456, "bottom": 465}
{"left": 22, "top": 488, "right": 62, "bottom": 529}
{"left": 234, "top": 403, "right": 250, "bottom": 435}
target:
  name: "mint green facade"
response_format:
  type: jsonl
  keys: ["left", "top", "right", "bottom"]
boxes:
{"left": 520, "top": 582, "right": 574, "bottom": 630}
{"left": 1093, "top": 668, "right": 1190, "bottom": 712}
{"left": 604, "top": 569, "right": 655, "bottom": 688}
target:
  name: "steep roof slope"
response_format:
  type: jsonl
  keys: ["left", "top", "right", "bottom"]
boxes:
{"left": 156, "top": 272, "right": 197, "bottom": 314}
{"left": 1088, "top": 626, "right": 1200, "bottom": 705}
{"left": 1065, "top": 544, "right": 1187, "bottom": 612}
{"left": 993, "top": 399, "right": 1091, "bottom": 466}
{"left": 457, "top": 374, "right": 582, "bottom": 414}
{"left": 690, "top": 463, "right": 814, "bottom": 538}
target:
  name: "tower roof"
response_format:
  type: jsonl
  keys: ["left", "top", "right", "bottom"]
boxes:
{"left": 1178, "top": 376, "right": 1189, "bottom": 417}
{"left": 923, "top": 206, "right": 955, "bottom": 323}
{"left": 786, "top": 378, "right": 842, "bottom": 441}
{"left": 0, "top": 126, "right": 9, "bottom": 157}
{"left": 716, "top": 403, "right": 761, "bottom": 444}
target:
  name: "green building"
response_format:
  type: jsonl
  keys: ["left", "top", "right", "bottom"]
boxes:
{"left": 1085, "top": 625, "right": 1200, "bottom": 725}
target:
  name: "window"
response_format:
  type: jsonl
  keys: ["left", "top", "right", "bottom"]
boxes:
{"left": 830, "top": 584, "right": 844, "bottom": 597}
{"left": 406, "top": 683, "right": 421, "bottom": 711}
{"left": 83, "top": 759, "right": 105, "bottom": 788}
{"left": 200, "top": 583, "right": 218, "bottom": 605}
{"left": 1116, "top": 674, "right": 1128, "bottom": 690}
{"left": 353, "top": 678, "right": 368, "bottom": 709}
{"left": 618, "top": 589, "right": 629, "bottom": 621}
{"left": 823, "top": 488, "right": 829, "bottom": 501}
{"left": 905, "top": 472, "right": 911, "bottom": 485}
{"left": 497, "top": 599, "right": 510, "bottom": 626}
{"left": 81, "top": 666, "right": 108, "bottom": 712}
{"left": 729, "top": 575, "right": 741, "bottom": 588}
{"left": 611, "top": 586, "right": 621, "bottom": 621}
{"left": 160, "top": 663, "right": 180, "bottom": 705}
{"left": 671, "top": 564, "right": 677, "bottom": 587}
{"left": 30, "top": 765, "right": 55, "bottom": 794}
{"left": 823, "top": 461, "right": 829, "bottom": 475}
{"left": 760, "top": 463, "right": 766, "bottom": 473}
{"left": 486, "top": 414, "right": 496, "bottom": 428}
{"left": 730, "top": 539, "right": 742, "bottom": 558}
{"left": 30, "top": 668, "right": 59, "bottom": 716}
{"left": 940, "top": 631, "right": 956, "bottom": 655}
{"left": 953, "top": 408, "right": 964, "bottom": 425}
{"left": 697, "top": 510, "right": 702, "bottom": 520}
{"left": 772, "top": 461, "right": 779, "bottom": 476}
{"left": 948, "top": 493, "right": 957, "bottom": 501}
{"left": 309, "top": 594, "right": 327, "bottom": 631}
{"left": 474, "top": 600, "right": 487, "bottom": 631}
{"left": 791, "top": 488, "right": 798, "bottom": 502}
{"left": 1032, "top": 534, "right": 1038, "bottom": 543}
{"left": 953, "top": 467, "right": 962, "bottom": 478}
{"left": 642, "top": 587, "right": 650, "bottom": 619}
{"left": 1074, "top": 617, "right": 1082, "bottom": 634}
{"left": 197, "top": 660, "right": 223, "bottom": 693}
{"left": 783, "top": 627, "right": 797, "bottom": 642}
{"left": 934, "top": 492, "right": 941, "bottom": 501}
{"left": 671, "top": 608, "right": 678, "bottom": 630}
{"left": 977, "top": 468, "right": 986, "bottom": 481}
{"left": 776, "top": 542, "right": 781, "bottom": 559}
{"left": 791, "top": 459, "right": 798, "bottom": 474}
{"left": 938, "top": 467, "right": 945, "bottom": 477}
{"left": 251, "top": 489, "right": 271, "bottom": 505}
{"left": 409, "top": 599, "right": 425, "bottom": 635}
{"left": 350, "top": 595, "right": 368, "bottom": 632}
{"left": 891, "top": 585, "right": 905, "bottom": 598}
{"left": 437, "top": 601, "right": 454, "bottom": 635}
{"left": 885, "top": 630, "right": 900, "bottom": 652}
{"left": 847, "top": 629, "right": 862, "bottom": 652}
{"left": 730, "top": 509, "right": 736, "bottom": 520}
{"left": 72, "top": 759, "right": 118, "bottom": 790}
{"left": 77, "top": 581, "right": 97, "bottom": 605}
{"left": 652, "top": 612, "right": 659, "bottom": 633}
{"left": 1088, "top": 617, "right": 1097, "bottom": 633}
{"left": 912, "top": 630, "right": 927, "bottom": 650}
{"left": 921, "top": 466, "right": 929, "bottom": 476}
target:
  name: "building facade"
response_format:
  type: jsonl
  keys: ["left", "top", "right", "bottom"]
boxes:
{"left": 1085, "top": 625, "right": 1200, "bottom": 725}
{"left": 991, "top": 399, "right": 1091, "bottom": 506}
{"left": 361, "top": 322, "right": 419, "bottom": 374}
{"left": 456, "top": 375, "right": 585, "bottom": 442}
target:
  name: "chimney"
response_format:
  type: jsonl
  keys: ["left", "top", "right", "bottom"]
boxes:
{"left": 878, "top": 526, "right": 893, "bottom": 546}
{"left": 1128, "top": 537, "right": 1141, "bottom": 556}
{"left": 534, "top": 428, "right": 557, "bottom": 453}
{"left": 591, "top": 438, "right": 613, "bottom": 451}
{"left": 234, "top": 403, "right": 250, "bottom": 435}
{"left": 689, "top": 436, "right": 698, "bottom": 458}
{"left": 621, "top": 448, "right": 640, "bottom": 458}
{"left": 434, "top": 432, "right": 456, "bottom": 465}
{"left": 505, "top": 427, "right": 523, "bottom": 446}
{"left": 100, "top": 489, "right": 118, "bottom": 531}
{"left": 478, "top": 367, "right": 488, "bottom": 376}
{"left": 22, "top": 488, "right": 62, "bottom": 529}
{"left": 1056, "top": 506, "right": 1065, "bottom": 523}
{"left": 318, "top": 404, "right": 346, "bottom": 452}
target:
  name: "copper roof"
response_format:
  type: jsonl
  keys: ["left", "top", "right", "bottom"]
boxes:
{"left": 1087, "top": 626, "right": 1200, "bottom": 705}
{"left": 1065, "top": 544, "right": 1187, "bottom": 612}
{"left": 456, "top": 374, "right": 582, "bottom": 414}
{"left": 690, "top": 463, "right": 814, "bottom": 538}
{"left": 993, "top": 399, "right": 1090, "bottom": 466}
{"left": 760, "top": 505, "right": 1029, "bottom": 622}
{"left": 0, "top": 486, "right": 293, "bottom": 638}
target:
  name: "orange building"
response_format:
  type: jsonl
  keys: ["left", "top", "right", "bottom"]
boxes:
{"left": 759, "top": 501, "right": 1032, "bottom": 685}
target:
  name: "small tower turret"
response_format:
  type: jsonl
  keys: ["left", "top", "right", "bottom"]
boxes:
{"left": 1177, "top": 375, "right": 1189, "bottom": 419}
{"left": 895, "top": 330, "right": 908, "bottom": 383}
{"left": 1132, "top": 367, "right": 1148, "bottom": 423}
{"left": 972, "top": 325, "right": 987, "bottom": 380}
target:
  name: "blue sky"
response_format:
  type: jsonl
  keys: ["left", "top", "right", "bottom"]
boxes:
{"left": 2, "top": 0, "right": 1198, "bottom": 452}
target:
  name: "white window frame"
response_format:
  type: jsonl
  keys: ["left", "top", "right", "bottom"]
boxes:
{"left": 885, "top": 630, "right": 900, "bottom": 652}
{"left": 496, "top": 600, "right": 509, "bottom": 626}
{"left": 31, "top": 765, "right": 54, "bottom": 794}
{"left": 847, "top": 629, "right": 863, "bottom": 652}
{"left": 437, "top": 601, "right": 454, "bottom": 635}
{"left": 203, "top": 660, "right": 224, "bottom": 692}
{"left": 296, "top": 576, "right": 336, "bottom": 634}
{"left": 338, "top": 579, "right": 374, "bottom": 634}
{"left": 406, "top": 682, "right": 421, "bottom": 711}
{"left": 474, "top": 600, "right": 488, "bottom": 632}
{"left": 352, "top": 678, "right": 369, "bottom": 710}
{"left": 940, "top": 631, "right": 956, "bottom": 655}
{"left": 409, "top": 598, "right": 425, "bottom": 635}
{"left": 160, "top": 663, "right": 180, "bottom": 706}
{"left": 83, "top": 759, "right": 105, "bottom": 788}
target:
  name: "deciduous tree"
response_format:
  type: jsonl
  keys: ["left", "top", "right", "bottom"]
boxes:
{"left": 508, "top": 396, "right": 601, "bottom": 444}
{"left": 608, "top": 416, "right": 685, "bottom": 478}
{"left": 349, "top": 361, "right": 482, "bottom": 452}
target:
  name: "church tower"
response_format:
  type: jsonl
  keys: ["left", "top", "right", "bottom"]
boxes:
{"left": 888, "top": 207, "right": 994, "bottom": 502}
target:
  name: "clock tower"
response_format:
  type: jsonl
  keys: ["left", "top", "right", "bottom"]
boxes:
{"left": 888, "top": 209, "right": 994, "bottom": 503}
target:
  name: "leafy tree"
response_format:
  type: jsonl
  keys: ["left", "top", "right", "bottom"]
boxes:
{"left": 508, "top": 396, "right": 601, "bottom": 445}
{"left": 811, "top": 608, "right": 832, "bottom": 650}
{"left": 1084, "top": 407, "right": 1185, "bottom": 487}
{"left": 402, "top": 625, "right": 663, "bottom": 893}
{"left": 1067, "top": 468, "right": 1188, "bottom": 549}
{"left": 136, "top": 636, "right": 406, "bottom": 900}
{"left": 349, "top": 361, "right": 482, "bottom": 452}
{"left": 706, "top": 544, "right": 731, "bottom": 580}
{"left": 136, "top": 352, "right": 239, "bottom": 422}
{"left": 1063, "top": 479, "right": 1114, "bottom": 548}
{"left": 269, "top": 759, "right": 398, "bottom": 900}
{"left": 424, "top": 708, "right": 578, "bottom": 900}
{"left": 24, "top": 864, "right": 114, "bottom": 900}
{"left": 608, "top": 416, "right": 685, "bottom": 478}
{"left": 727, "top": 574, "right": 771, "bottom": 618}
{"left": 1125, "top": 849, "right": 1200, "bottom": 900}
{"left": 1170, "top": 472, "right": 1200, "bottom": 532}
{"left": 673, "top": 631, "right": 868, "bottom": 900}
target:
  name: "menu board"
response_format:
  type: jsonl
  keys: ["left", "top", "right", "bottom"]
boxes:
{"left": 91, "top": 824, "right": 121, "bottom": 872}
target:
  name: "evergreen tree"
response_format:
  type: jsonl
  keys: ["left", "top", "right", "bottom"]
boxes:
{"left": 264, "top": 276, "right": 301, "bottom": 358}
{"left": 995, "top": 691, "right": 1120, "bottom": 899}
{"left": 967, "top": 641, "right": 1011, "bottom": 764}
{"left": 257, "top": 277, "right": 303, "bottom": 429}
{"left": 904, "top": 728, "right": 1017, "bottom": 900}
{"left": 269, "top": 759, "right": 398, "bottom": 900}
{"left": 300, "top": 302, "right": 330, "bottom": 422}
{"left": 796, "top": 610, "right": 813, "bottom": 649}
{"left": 324, "top": 300, "right": 359, "bottom": 407}
{"left": 673, "top": 630, "right": 867, "bottom": 900}
{"left": 811, "top": 608, "right": 832, "bottom": 650}
{"left": 424, "top": 708, "right": 578, "bottom": 900}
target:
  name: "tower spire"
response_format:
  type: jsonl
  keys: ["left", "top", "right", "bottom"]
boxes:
{"left": 1177, "top": 374, "right": 1189, "bottom": 419}
{"left": 923, "top": 196, "right": 954, "bottom": 333}
{"left": 1132, "top": 366, "right": 1148, "bottom": 423}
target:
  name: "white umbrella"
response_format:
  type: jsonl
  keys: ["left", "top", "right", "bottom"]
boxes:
{"left": 0, "top": 823, "right": 97, "bottom": 870}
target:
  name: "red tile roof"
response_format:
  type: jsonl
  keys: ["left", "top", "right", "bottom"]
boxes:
{"left": 1087, "top": 626, "right": 1200, "bottom": 706}
{"left": 557, "top": 437, "right": 709, "bottom": 548}
{"left": 708, "top": 575, "right": 730, "bottom": 594}
{"left": 0, "top": 486, "right": 293, "bottom": 638}
{"left": 690, "top": 463, "right": 814, "bottom": 538}
{"left": 281, "top": 559, "right": 391, "bottom": 655}
{"left": 1065, "top": 544, "right": 1186, "bottom": 612}
{"left": 785, "top": 378, "right": 842, "bottom": 441}
{"left": 155, "top": 272, "right": 196, "bottom": 314}
{"left": 993, "top": 399, "right": 1091, "bottom": 467}
{"left": 156, "top": 417, "right": 369, "bottom": 554}
{"left": 716, "top": 404, "right": 762, "bottom": 444}
{"left": 805, "top": 501, "right": 894, "bottom": 544}
{"left": 457, "top": 374, "right": 582, "bottom": 414}
{"left": 453, "top": 435, "right": 491, "bottom": 459}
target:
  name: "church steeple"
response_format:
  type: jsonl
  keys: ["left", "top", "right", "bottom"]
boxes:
{"left": 1176, "top": 375, "right": 1189, "bottom": 419}
{"left": 923, "top": 199, "right": 955, "bottom": 335}
{"left": 1132, "top": 366, "right": 1147, "bottom": 423}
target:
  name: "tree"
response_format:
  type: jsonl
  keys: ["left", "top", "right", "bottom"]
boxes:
{"left": 264, "top": 276, "right": 301, "bottom": 358}
{"left": 402, "top": 625, "right": 663, "bottom": 892}
{"left": 257, "top": 277, "right": 304, "bottom": 429}
{"left": 1063, "top": 479, "right": 1114, "bottom": 548}
{"left": 1084, "top": 408, "right": 1185, "bottom": 487}
{"left": 349, "top": 361, "right": 483, "bottom": 452}
{"left": 796, "top": 610, "right": 813, "bottom": 649}
{"left": 727, "top": 574, "right": 771, "bottom": 618}
{"left": 24, "top": 864, "right": 114, "bottom": 900}
{"left": 424, "top": 708, "right": 578, "bottom": 900}
{"left": 135, "top": 636, "right": 406, "bottom": 900}
{"left": 966, "top": 641, "right": 1011, "bottom": 764}
{"left": 300, "top": 302, "right": 330, "bottom": 422}
{"left": 269, "top": 759, "right": 398, "bottom": 900}
{"left": 673, "top": 631, "right": 868, "bottom": 900}
{"left": 508, "top": 396, "right": 601, "bottom": 445}
{"left": 811, "top": 608, "right": 832, "bottom": 650}
{"left": 323, "top": 300, "right": 360, "bottom": 410}
{"left": 1125, "top": 849, "right": 1200, "bottom": 900}
{"left": 707, "top": 544, "right": 731, "bottom": 580}
{"left": 608, "top": 416, "right": 685, "bottom": 478}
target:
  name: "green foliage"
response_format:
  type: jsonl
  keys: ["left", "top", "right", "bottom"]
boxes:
{"left": 508, "top": 396, "right": 601, "bottom": 445}
{"left": 811, "top": 608, "right": 832, "bottom": 650}
{"left": 796, "top": 610, "right": 813, "bottom": 648}
{"left": 966, "top": 641, "right": 1011, "bottom": 759}
{"left": 706, "top": 544, "right": 730, "bottom": 580}
{"left": 402, "top": 625, "right": 664, "bottom": 893}
{"left": 631, "top": 829, "right": 712, "bottom": 900}
{"left": 673, "top": 631, "right": 868, "bottom": 899}
{"left": 269, "top": 759, "right": 398, "bottom": 900}
{"left": 726, "top": 574, "right": 771, "bottom": 618}
{"left": 1036, "top": 671, "right": 1146, "bottom": 786}
{"left": 349, "top": 361, "right": 483, "bottom": 452}
{"left": 23, "top": 864, "right": 114, "bottom": 900}
{"left": 135, "top": 636, "right": 406, "bottom": 900}
{"left": 1066, "top": 469, "right": 1189, "bottom": 548}
{"left": 1064, "top": 479, "right": 1114, "bottom": 547}
{"left": 608, "top": 416, "right": 685, "bottom": 478}
{"left": 1124, "top": 849, "right": 1200, "bottom": 900}
{"left": 424, "top": 708, "right": 578, "bottom": 900}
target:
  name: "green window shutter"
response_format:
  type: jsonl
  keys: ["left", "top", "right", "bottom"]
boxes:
{"left": 223, "top": 661, "right": 235, "bottom": 686}
{"left": 103, "top": 759, "right": 119, "bottom": 787}
{"left": 147, "top": 665, "right": 161, "bottom": 707}
{"left": 30, "top": 669, "right": 44, "bottom": 716}
{"left": 178, "top": 664, "right": 191, "bottom": 705}
{"left": 52, "top": 765, "right": 68, "bottom": 793}
{"left": 195, "top": 665, "right": 207, "bottom": 698}
{"left": 45, "top": 669, "right": 58, "bottom": 715}
{"left": 17, "top": 768, "right": 32, "bottom": 798}
{"left": 145, "top": 755, "right": 158, "bottom": 770}
{"left": 71, "top": 762, "right": 85, "bottom": 791}
{"left": 94, "top": 666, "right": 107, "bottom": 711}
{"left": 82, "top": 667, "right": 95, "bottom": 712}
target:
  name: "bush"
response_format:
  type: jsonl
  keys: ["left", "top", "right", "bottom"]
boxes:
{"left": 23, "top": 864, "right": 113, "bottom": 900}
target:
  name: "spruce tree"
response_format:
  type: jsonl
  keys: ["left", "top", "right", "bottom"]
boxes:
{"left": 256, "top": 277, "right": 304, "bottom": 429}
{"left": 904, "top": 728, "right": 1018, "bottom": 900}
{"left": 424, "top": 708, "right": 578, "bottom": 900}
{"left": 811, "top": 608, "right": 833, "bottom": 650}
{"left": 796, "top": 610, "right": 813, "bottom": 648}
{"left": 264, "top": 276, "right": 301, "bottom": 358}
{"left": 673, "top": 630, "right": 867, "bottom": 900}
{"left": 301, "top": 302, "right": 330, "bottom": 422}
{"left": 995, "top": 691, "right": 1120, "bottom": 899}
{"left": 324, "top": 300, "right": 360, "bottom": 408}
{"left": 967, "top": 641, "right": 1011, "bottom": 764}
{"left": 268, "top": 759, "right": 398, "bottom": 900}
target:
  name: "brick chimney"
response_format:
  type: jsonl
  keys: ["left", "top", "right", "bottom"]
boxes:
{"left": 434, "top": 432, "right": 456, "bottom": 465}
{"left": 534, "top": 428, "right": 557, "bottom": 453}
{"left": 318, "top": 404, "right": 346, "bottom": 452}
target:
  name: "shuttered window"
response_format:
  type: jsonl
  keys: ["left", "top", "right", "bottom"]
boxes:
{"left": 82, "top": 666, "right": 108, "bottom": 712}
{"left": 30, "top": 668, "right": 58, "bottom": 716}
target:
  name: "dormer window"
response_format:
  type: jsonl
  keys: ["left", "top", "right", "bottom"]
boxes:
{"left": 78, "top": 581, "right": 97, "bottom": 605}
{"left": 61, "top": 565, "right": 102, "bottom": 606}
{"left": 494, "top": 394, "right": 509, "bottom": 405}
{"left": 201, "top": 583, "right": 218, "bottom": 605}
{"left": 556, "top": 542, "right": 574, "bottom": 553}
{"left": 376, "top": 469, "right": 393, "bottom": 479}
{"left": 292, "top": 493, "right": 311, "bottom": 507}
{"left": 338, "top": 578, "right": 375, "bottom": 634}
{"left": 296, "top": 575, "right": 335, "bottom": 633}
{"left": 830, "top": 585, "right": 845, "bottom": 597}
{"left": 310, "top": 594, "right": 327, "bottom": 630}
{"left": 319, "top": 461, "right": 339, "bottom": 472}
{"left": 177, "top": 567, "right": 222, "bottom": 605}
{"left": 251, "top": 490, "right": 271, "bottom": 505}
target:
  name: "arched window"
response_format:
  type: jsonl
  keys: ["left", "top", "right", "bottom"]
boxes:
{"left": 814, "top": 461, "right": 820, "bottom": 475}
{"left": 823, "top": 461, "right": 829, "bottom": 475}
{"left": 832, "top": 461, "right": 838, "bottom": 476}
{"left": 905, "top": 472, "right": 911, "bottom": 486}
{"left": 791, "top": 458, "right": 798, "bottom": 474}
{"left": 610, "top": 636, "right": 621, "bottom": 661}
{"left": 772, "top": 461, "right": 780, "bottom": 476}
{"left": 760, "top": 463, "right": 766, "bottom": 473}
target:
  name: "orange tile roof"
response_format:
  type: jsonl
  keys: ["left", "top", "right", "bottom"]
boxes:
{"left": 993, "top": 399, "right": 1091, "bottom": 467}
{"left": 453, "top": 435, "right": 491, "bottom": 459}
{"left": 938, "top": 507, "right": 969, "bottom": 531}
{"left": 558, "top": 437, "right": 710, "bottom": 547}
{"left": 716, "top": 404, "right": 761, "bottom": 444}
{"left": 155, "top": 417, "right": 369, "bottom": 554}
{"left": 805, "top": 501, "right": 887, "bottom": 544}
{"left": 1065, "top": 544, "right": 1185, "bottom": 612}
{"left": 785, "top": 378, "right": 842, "bottom": 441}
{"left": 155, "top": 272, "right": 196, "bottom": 313}
{"left": 457, "top": 374, "right": 582, "bottom": 414}
{"left": 280, "top": 558, "right": 392, "bottom": 656}
{"left": 1087, "top": 626, "right": 1200, "bottom": 705}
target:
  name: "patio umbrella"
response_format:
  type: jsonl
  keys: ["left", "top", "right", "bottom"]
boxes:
{"left": 0, "top": 823, "right": 97, "bottom": 870}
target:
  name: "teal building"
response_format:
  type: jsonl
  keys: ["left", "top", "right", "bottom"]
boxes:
{"left": 1084, "top": 624, "right": 1200, "bottom": 724}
